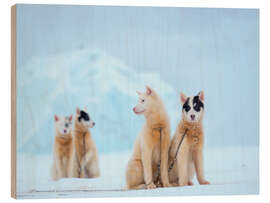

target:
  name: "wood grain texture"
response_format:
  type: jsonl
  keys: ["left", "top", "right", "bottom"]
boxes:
{"left": 11, "top": 4, "right": 17, "bottom": 199}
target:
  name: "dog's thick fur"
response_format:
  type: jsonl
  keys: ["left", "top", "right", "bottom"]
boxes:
{"left": 126, "top": 86, "right": 171, "bottom": 189}
{"left": 51, "top": 115, "right": 73, "bottom": 180}
{"left": 72, "top": 108, "right": 100, "bottom": 178}
{"left": 168, "top": 91, "right": 210, "bottom": 186}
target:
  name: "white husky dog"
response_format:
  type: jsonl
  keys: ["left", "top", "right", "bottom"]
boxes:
{"left": 71, "top": 108, "right": 100, "bottom": 178}
{"left": 126, "top": 86, "right": 171, "bottom": 189}
{"left": 51, "top": 114, "right": 73, "bottom": 180}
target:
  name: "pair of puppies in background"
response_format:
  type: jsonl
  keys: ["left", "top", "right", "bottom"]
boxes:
{"left": 51, "top": 108, "right": 100, "bottom": 181}
{"left": 126, "top": 86, "right": 210, "bottom": 189}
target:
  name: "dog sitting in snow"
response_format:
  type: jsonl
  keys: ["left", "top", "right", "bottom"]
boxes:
{"left": 51, "top": 114, "right": 73, "bottom": 180}
{"left": 72, "top": 107, "right": 100, "bottom": 178}
{"left": 168, "top": 91, "right": 210, "bottom": 186}
{"left": 126, "top": 86, "right": 171, "bottom": 189}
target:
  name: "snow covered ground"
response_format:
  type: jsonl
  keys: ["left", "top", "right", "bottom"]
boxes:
{"left": 16, "top": 146, "right": 259, "bottom": 199}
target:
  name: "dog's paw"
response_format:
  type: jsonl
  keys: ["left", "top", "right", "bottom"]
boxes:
{"left": 155, "top": 182, "right": 162, "bottom": 188}
{"left": 163, "top": 183, "right": 173, "bottom": 188}
{"left": 146, "top": 182, "right": 156, "bottom": 189}
{"left": 199, "top": 180, "right": 210, "bottom": 185}
{"left": 178, "top": 182, "right": 187, "bottom": 187}
{"left": 187, "top": 181, "right": 194, "bottom": 186}
{"left": 171, "top": 182, "right": 179, "bottom": 187}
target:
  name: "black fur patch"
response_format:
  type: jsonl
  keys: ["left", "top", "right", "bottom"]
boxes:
{"left": 193, "top": 96, "right": 204, "bottom": 112}
{"left": 182, "top": 98, "right": 191, "bottom": 112}
{"left": 78, "top": 110, "right": 90, "bottom": 122}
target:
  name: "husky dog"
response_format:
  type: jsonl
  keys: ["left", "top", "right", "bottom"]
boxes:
{"left": 169, "top": 91, "right": 210, "bottom": 186}
{"left": 126, "top": 86, "right": 171, "bottom": 189}
{"left": 51, "top": 114, "right": 73, "bottom": 180}
{"left": 72, "top": 108, "right": 100, "bottom": 178}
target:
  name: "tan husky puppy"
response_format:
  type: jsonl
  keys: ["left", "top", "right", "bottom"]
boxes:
{"left": 51, "top": 114, "right": 73, "bottom": 180}
{"left": 169, "top": 91, "right": 210, "bottom": 186}
{"left": 72, "top": 107, "right": 100, "bottom": 178}
{"left": 126, "top": 86, "right": 171, "bottom": 189}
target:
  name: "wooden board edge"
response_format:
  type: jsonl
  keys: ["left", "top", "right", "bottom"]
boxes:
{"left": 11, "top": 4, "right": 17, "bottom": 199}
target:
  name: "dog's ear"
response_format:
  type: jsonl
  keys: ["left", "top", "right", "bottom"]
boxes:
{"left": 76, "top": 107, "right": 80, "bottom": 115}
{"left": 198, "top": 91, "right": 204, "bottom": 101}
{"left": 180, "top": 92, "right": 187, "bottom": 104}
{"left": 136, "top": 91, "right": 142, "bottom": 96}
{"left": 146, "top": 86, "right": 152, "bottom": 96}
{"left": 68, "top": 115, "right": 73, "bottom": 122}
{"left": 54, "top": 114, "right": 59, "bottom": 121}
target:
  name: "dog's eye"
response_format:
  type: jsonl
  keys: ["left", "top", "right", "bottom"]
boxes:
{"left": 141, "top": 99, "right": 145, "bottom": 103}
{"left": 183, "top": 101, "right": 191, "bottom": 112}
{"left": 184, "top": 105, "right": 191, "bottom": 112}
{"left": 65, "top": 123, "right": 69, "bottom": 128}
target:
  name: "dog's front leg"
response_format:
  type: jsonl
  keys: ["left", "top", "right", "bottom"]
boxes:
{"left": 80, "top": 151, "right": 93, "bottom": 178}
{"left": 81, "top": 151, "right": 93, "bottom": 167}
{"left": 160, "top": 128, "right": 171, "bottom": 187}
{"left": 194, "top": 148, "right": 210, "bottom": 185}
{"left": 68, "top": 151, "right": 78, "bottom": 178}
{"left": 142, "top": 146, "right": 156, "bottom": 189}
{"left": 55, "top": 157, "right": 64, "bottom": 179}
{"left": 177, "top": 141, "right": 189, "bottom": 186}
{"left": 79, "top": 157, "right": 88, "bottom": 178}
